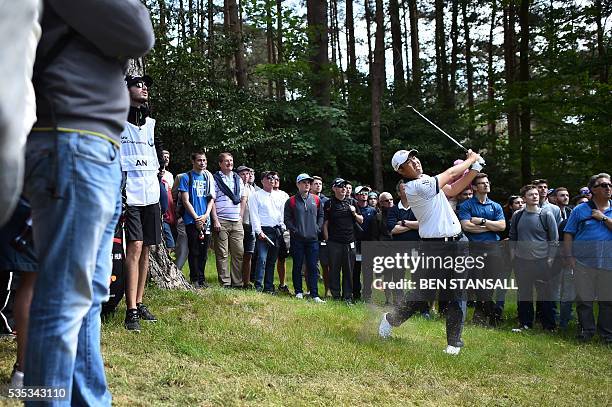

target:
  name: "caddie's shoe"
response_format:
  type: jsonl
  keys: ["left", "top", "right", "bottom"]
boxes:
{"left": 313, "top": 297, "right": 326, "bottom": 304}
{"left": 137, "top": 303, "right": 157, "bottom": 322}
{"left": 379, "top": 313, "right": 392, "bottom": 339}
{"left": 443, "top": 345, "right": 461, "bottom": 355}
{"left": 124, "top": 309, "right": 141, "bottom": 332}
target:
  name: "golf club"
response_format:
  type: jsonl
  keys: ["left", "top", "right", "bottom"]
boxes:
{"left": 407, "top": 105, "right": 485, "bottom": 165}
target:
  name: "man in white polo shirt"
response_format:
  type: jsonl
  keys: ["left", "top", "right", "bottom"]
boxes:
{"left": 379, "top": 148, "right": 483, "bottom": 355}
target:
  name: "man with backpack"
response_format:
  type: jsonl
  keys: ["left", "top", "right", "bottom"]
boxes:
{"left": 284, "top": 174, "right": 325, "bottom": 303}
{"left": 563, "top": 173, "right": 612, "bottom": 343}
{"left": 179, "top": 151, "right": 216, "bottom": 288}
{"left": 509, "top": 184, "right": 559, "bottom": 332}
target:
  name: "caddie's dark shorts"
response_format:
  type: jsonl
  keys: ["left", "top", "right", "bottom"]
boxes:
{"left": 125, "top": 203, "right": 162, "bottom": 245}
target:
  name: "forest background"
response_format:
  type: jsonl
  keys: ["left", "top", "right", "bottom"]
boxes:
{"left": 139, "top": 0, "right": 611, "bottom": 200}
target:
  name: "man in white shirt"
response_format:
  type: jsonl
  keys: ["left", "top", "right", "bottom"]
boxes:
{"left": 161, "top": 149, "right": 174, "bottom": 189}
{"left": 250, "top": 171, "right": 286, "bottom": 293}
{"left": 272, "top": 174, "right": 291, "bottom": 293}
{"left": 379, "top": 148, "right": 483, "bottom": 355}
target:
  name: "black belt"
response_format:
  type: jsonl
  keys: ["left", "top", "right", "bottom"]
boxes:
{"left": 421, "top": 232, "right": 464, "bottom": 242}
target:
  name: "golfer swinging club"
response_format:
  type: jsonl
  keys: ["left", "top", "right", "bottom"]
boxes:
{"left": 379, "top": 147, "right": 484, "bottom": 355}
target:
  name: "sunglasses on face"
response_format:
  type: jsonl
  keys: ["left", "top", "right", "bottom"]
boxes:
{"left": 267, "top": 176, "right": 279, "bottom": 181}
{"left": 133, "top": 82, "right": 148, "bottom": 89}
{"left": 593, "top": 182, "right": 612, "bottom": 189}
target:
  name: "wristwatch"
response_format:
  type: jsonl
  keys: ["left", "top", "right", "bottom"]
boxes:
{"left": 401, "top": 220, "right": 406, "bottom": 227}
{"left": 602, "top": 216, "right": 609, "bottom": 223}
{"left": 480, "top": 218, "right": 487, "bottom": 225}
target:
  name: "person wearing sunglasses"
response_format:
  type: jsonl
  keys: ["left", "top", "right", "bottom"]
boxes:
{"left": 563, "top": 173, "right": 612, "bottom": 343}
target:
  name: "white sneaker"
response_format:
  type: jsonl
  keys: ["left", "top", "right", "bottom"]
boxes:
{"left": 444, "top": 345, "right": 461, "bottom": 355}
{"left": 379, "top": 313, "right": 392, "bottom": 339}
{"left": 295, "top": 293, "right": 304, "bottom": 299}
{"left": 313, "top": 297, "right": 326, "bottom": 303}
{"left": 512, "top": 325, "right": 530, "bottom": 333}
{"left": 10, "top": 369, "right": 24, "bottom": 388}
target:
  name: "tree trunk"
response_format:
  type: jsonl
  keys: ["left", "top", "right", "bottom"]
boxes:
{"left": 371, "top": 0, "right": 385, "bottom": 192}
{"left": 333, "top": 0, "right": 346, "bottom": 100}
{"left": 594, "top": 0, "right": 608, "bottom": 83}
{"left": 148, "top": 244, "right": 192, "bottom": 290}
{"left": 487, "top": 0, "right": 497, "bottom": 139}
{"left": 389, "top": 0, "right": 405, "bottom": 89}
{"left": 504, "top": 1, "right": 519, "bottom": 167}
{"left": 179, "top": 0, "right": 187, "bottom": 44}
{"left": 401, "top": 0, "right": 411, "bottom": 84}
{"left": 408, "top": 0, "right": 421, "bottom": 102}
{"left": 157, "top": 0, "right": 168, "bottom": 45}
{"left": 364, "top": 0, "right": 373, "bottom": 71}
{"left": 208, "top": 0, "right": 215, "bottom": 77}
{"left": 435, "top": 0, "right": 449, "bottom": 107}
{"left": 462, "top": 0, "right": 475, "bottom": 138}
{"left": 518, "top": 0, "right": 531, "bottom": 184}
{"left": 346, "top": 0, "right": 356, "bottom": 79}
{"left": 223, "top": 0, "right": 233, "bottom": 81}
{"left": 449, "top": 0, "right": 459, "bottom": 107}
{"left": 267, "top": 1, "right": 275, "bottom": 97}
{"left": 307, "top": 0, "right": 330, "bottom": 106}
{"left": 228, "top": 0, "right": 248, "bottom": 88}
{"left": 276, "top": 0, "right": 285, "bottom": 99}
{"left": 189, "top": 0, "right": 195, "bottom": 37}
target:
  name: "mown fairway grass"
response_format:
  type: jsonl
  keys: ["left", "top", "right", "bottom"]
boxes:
{"left": 1, "top": 255, "right": 611, "bottom": 406}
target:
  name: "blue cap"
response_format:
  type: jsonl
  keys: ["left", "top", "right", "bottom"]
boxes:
{"left": 296, "top": 173, "right": 314, "bottom": 183}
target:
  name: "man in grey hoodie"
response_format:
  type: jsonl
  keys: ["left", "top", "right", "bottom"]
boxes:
{"left": 21, "top": 1, "right": 154, "bottom": 404}
{"left": 284, "top": 173, "right": 325, "bottom": 302}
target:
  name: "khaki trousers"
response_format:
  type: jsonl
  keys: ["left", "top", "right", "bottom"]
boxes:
{"left": 213, "top": 219, "right": 244, "bottom": 286}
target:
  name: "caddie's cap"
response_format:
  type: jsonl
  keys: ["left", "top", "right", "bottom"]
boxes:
{"left": 126, "top": 74, "right": 153, "bottom": 88}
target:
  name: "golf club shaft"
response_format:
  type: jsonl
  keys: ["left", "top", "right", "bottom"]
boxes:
{"left": 407, "top": 105, "right": 485, "bottom": 165}
{"left": 407, "top": 105, "right": 467, "bottom": 151}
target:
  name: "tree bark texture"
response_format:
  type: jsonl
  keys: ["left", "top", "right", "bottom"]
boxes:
{"left": 370, "top": 0, "right": 385, "bottom": 191}
{"left": 408, "top": 0, "right": 421, "bottom": 102}
{"left": 389, "top": 0, "right": 405, "bottom": 88}
{"left": 345, "top": 0, "right": 356, "bottom": 78}
{"left": 518, "top": 0, "right": 532, "bottom": 184}
{"left": 504, "top": 1, "right": 519, "bottom": 164}
{"left": 462, "top": 0, "right": 475, "bottom": 138}
{"left": 148, "top": 244, "right": 192, "bottom": 290}
{"left": 449, "top": 0, "right": 459, "bottom": 106}
{"left": 487, "top": 0, "right": 497, "bottom": 139}
{"left": 435, "top": 0, "right": 449, "bottom": 106}
{"left": 228, "top": 0, "right": 248, "bottom": 89}
{"left": 307, "top": 0, "right": 330, "bottom": 106}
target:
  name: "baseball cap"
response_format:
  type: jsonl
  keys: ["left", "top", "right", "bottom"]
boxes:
{"left": 548, "top": 188, "right": 555, "bottom": 196}
{"left": 236, "top": 165, "right": 252, "bottom": 173}
{"left": 332, "top": 178, "right": 348, "bottom": 188}
{"left": 126, "top": 74, "right": 153, "bottom": 88}
{"left": 391, "top": 149, "right": 418, "bottom": 171}
{"left": 296, "top": 173, "right": 314, "bottom": 183}
{"left": 368, "top": 191, "right": 379, "bottom": 199}
{"left": 579, "top": 187, "right": 590, "bottom": 196}
{"left": 355, "top": 186, "right": 371, "bottom": 195}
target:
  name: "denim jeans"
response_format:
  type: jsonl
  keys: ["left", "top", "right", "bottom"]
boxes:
{"left": 290, "top": 239, "right": 319, "bottom": 297}
{"left": 254, "top": 226, "right": 280, "bottom": 292}
{"left": 514, "top": 257, "right": 556, "bottom": 329}
{"left": 23, "top": 132, "right": 121, "bottom": 406}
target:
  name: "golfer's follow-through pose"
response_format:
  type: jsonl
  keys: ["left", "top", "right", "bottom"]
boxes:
{"left": 379, "top": 148, "right": 484, "bottom": 355}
